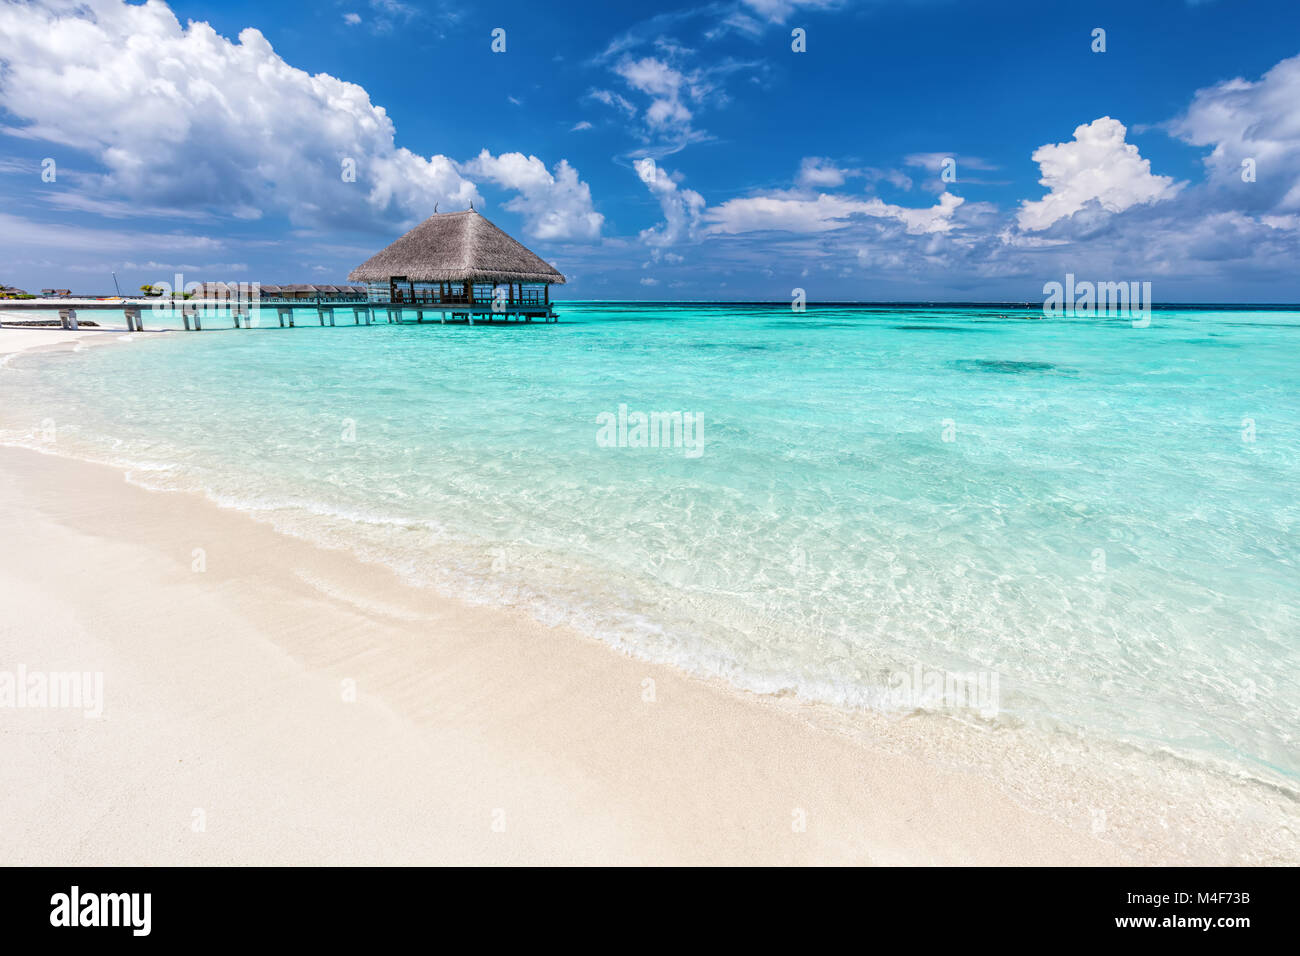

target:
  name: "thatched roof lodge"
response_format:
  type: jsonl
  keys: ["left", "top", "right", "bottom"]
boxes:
{"left": 349, "top": 209, "right": 564, "bottom": 308}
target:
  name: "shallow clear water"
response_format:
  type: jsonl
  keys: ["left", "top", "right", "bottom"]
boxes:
{"left": 4, "top": 302, "right": 1298, "bottom": 784}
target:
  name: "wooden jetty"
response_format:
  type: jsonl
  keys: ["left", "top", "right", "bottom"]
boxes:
{"left": 0, "top": 297, "right": 558, "bottom": 331}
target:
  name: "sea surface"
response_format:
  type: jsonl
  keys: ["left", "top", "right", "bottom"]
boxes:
{"left": 3, "top": 302, "right": 1298, "bottom": 790}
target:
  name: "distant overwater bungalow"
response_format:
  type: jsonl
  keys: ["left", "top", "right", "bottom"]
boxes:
{"left": 349, "top": 208, "right": 564, "bottom": 321}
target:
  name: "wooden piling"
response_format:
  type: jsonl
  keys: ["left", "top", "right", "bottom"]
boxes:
{"left": 58, "top": 308, "right": 78, "bottom": 330}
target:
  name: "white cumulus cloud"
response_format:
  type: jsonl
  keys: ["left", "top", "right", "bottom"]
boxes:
{"left": 615, "top": 57, "right": 695, "bottom": 134}
{"left": 459, "top": 151, "right": 603, "bottom": 241}
{"left": 0, "top": 0, "right": 600, "bottom": 242}
{"left": 705, "top": 191, "right": 964, "bottom": 235}
{"left": 1017, "top": 117, "right": 1180, "bottom": 231}
{"left": 1169, "top": 52, "right": 1300, "bottom": 212}
{"left": 0, "top": 0, "right": 481, "bottom": 228}
{"left": 633, "top": 158, "right": 705, "bottom": 246}
{"left": 797, "top": 157, "right": 913, "bottom": 191}
{"left": 797, "top": 157, "right": 851, "bottom": 188}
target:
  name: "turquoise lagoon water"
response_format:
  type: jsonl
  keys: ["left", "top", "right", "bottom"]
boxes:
{"left": 3, "top": 303, "right": 1298, "bottom": 786}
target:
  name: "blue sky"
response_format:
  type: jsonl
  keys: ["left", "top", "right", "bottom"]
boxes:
{"left": 1, "top": 0, "right": 1299, "bottom": 300}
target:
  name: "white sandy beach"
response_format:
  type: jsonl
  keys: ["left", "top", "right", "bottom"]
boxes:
{"left": 1, "top": 328, "right": 1293, "bottom": 866}
{"left": 0, "top": 324, "right": 135, "bottom": 352}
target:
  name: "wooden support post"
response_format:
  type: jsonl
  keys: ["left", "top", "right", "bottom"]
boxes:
{"left": 182, "top": 310, "right": 191, "bottom": 331}
{"left": 59, "top": 309, "right": 78, "bottom": 330}
{"left": 416, "top": 310, "right": 423, "bottom": 323}
{"left": 288, "top": 311, "right": 295, "bottom": 327}
{"left": 124, "top": 306, "right": 141, "bottom": 332}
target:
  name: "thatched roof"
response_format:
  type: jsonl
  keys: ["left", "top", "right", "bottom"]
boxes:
{"left": 349, "top": 209, "right": 565, "bottom": 285}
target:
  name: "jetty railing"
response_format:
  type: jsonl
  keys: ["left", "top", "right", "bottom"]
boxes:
{"left": 390, "top": 289, "right": 547, "bottom": 306}
{"left": 0, "top": 296, "right": 559, "bottom": 331}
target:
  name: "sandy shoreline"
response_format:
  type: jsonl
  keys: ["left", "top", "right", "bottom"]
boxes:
{"left": 0, "top": 324, "right": 140, "bottom": 353}
{"left": 1, "top": 441, "right": 1139, "bottom": 865}
{"left": 1, "top": 330, "right": 1294, "bottom": 865}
